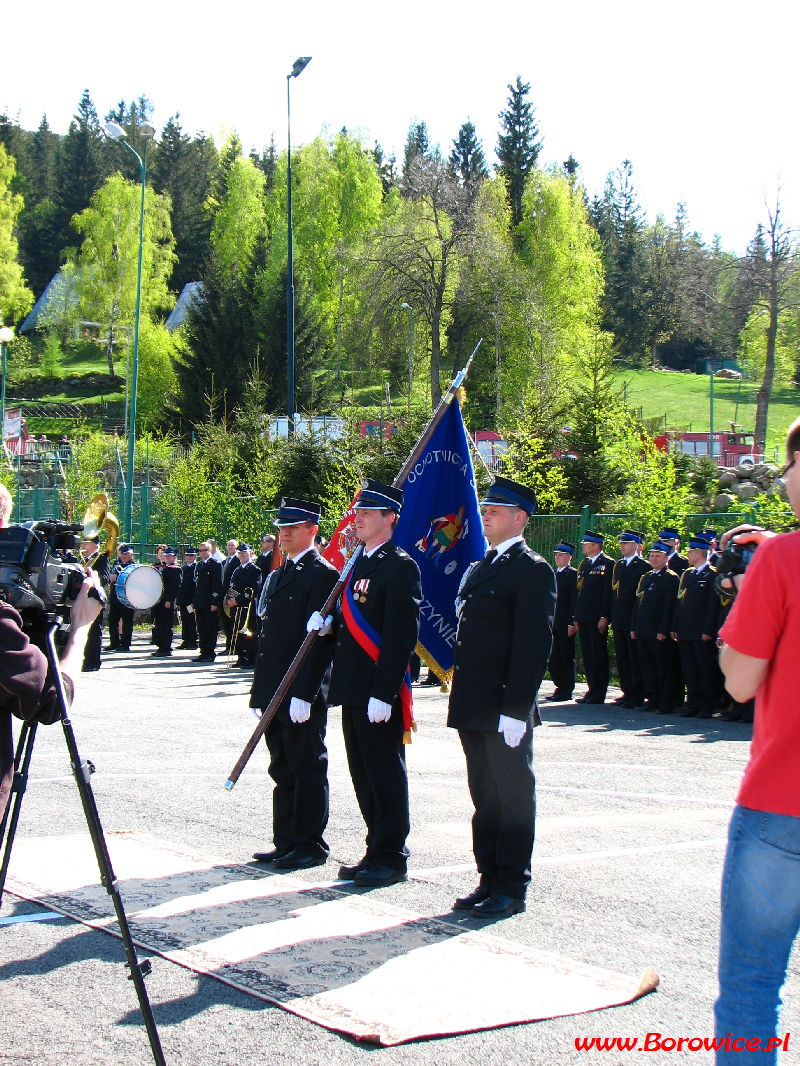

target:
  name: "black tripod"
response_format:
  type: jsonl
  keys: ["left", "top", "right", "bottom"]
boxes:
{"left": 0, "top": 625, "right": 166, "bottom": 1066}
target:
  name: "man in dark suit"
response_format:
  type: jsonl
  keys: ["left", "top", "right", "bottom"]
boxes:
{"left": 106, "top": 544, "right": 136, "bottom": 652}
{"left": 447, "top": 476, "right": 555, "bottom": 918}
{"left": 81, "top": 536, "right": 110, "bottom": 672}
{"left": 574, "top": 531, "right": 614, "bottom": 705}
{"left": 255, "top": 534, "right": 276, "bottom": 581}
{"left": 610, "top": 530, "right": 651, "bottom": 708}
{"left": 631, "top": 542, "right": 680, "bottom": 713}
{"left": 227, "top": 543, "right": 262, "bottom": 667}
{"left": 177, "top": 547, "right": 198, "bottom": 649}
{"left": 250, "top": 500, "right": 339, "bottom": 870}
{"left": 152, "top": 547, "right": 181, "bottom": 656}
{"left": 193, "top": 542, "right": 222, "bottom": 662}
{"left": 220, "top": 540, "right": 241, "bottom": 654}
{"left": 671, "top": 535, "right": 720, "bottom": 719}
{"left": 660, "top": 526, "right": 688, "bottom": 708}
{"left": 546, "top": 540, "right": 577, "bottom": 702}
{"left": 315, "top": 479, "right": 421, "bottom": 888}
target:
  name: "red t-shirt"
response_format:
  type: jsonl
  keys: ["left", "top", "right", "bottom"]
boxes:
{"left": 720, "top": 530, "right": 800, "bottom": 816}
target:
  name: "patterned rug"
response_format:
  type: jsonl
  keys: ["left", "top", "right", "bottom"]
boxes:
{"left": 6, "top": 831, "right": 658, "bottom": 1045}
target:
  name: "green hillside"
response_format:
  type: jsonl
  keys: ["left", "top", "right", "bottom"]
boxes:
{"left": 610, "top": 368, "right": 798, "bottom": 457}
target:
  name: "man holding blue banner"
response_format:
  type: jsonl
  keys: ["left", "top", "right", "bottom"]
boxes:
{"left": 324, "top": 480, "right": 422, "bottom": 888}
{"left": 448, "top": 476, "right": 555, "bottom": 918}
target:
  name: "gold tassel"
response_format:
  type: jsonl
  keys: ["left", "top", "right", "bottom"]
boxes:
{"left": 403, "top": 720, "right": 417, "bottom": 746}
{"left": 414, "top": 641, "right": 453, "bottom": 684}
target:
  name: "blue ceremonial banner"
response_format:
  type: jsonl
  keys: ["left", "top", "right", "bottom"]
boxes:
{"left": 393, "top": 400, "right": 486, "bottom": 680}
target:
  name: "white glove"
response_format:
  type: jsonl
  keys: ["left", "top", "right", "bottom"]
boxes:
{"left": 186, "top": 604, "right": 194, "bottom": 614}
{"left": 251, "top": 707, "right": 263, "bottom": 722}
{"left": 498, "top": 714, "right": 526, "bottom": 748}
{"left": 367, "top": 697, "right": 393, "bottom": 723}
{"left": 289, "top": 697, "right": 312, "bottom": 724}
{"left": 306, "top": 611, "right": 333, "bottom": 636}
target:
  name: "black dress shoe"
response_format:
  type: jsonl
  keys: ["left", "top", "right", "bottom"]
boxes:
{"left": 337, "top": 858, "right": 371, "bottom": 880}
{"left": 613, "top": 695, "right": 628, "bottom": 705}
{"left": 252, "top": 848, "right": 292, "bottom": 863}
{"left": 272, "top": 850, "right": 328, "bottom": 870}
{"left": 354, "top": 864, "right": 407, "bottom": 888}
{"left": 681, "top": 708, "right": 700, "bottom": 718}
{"left": 453, "top": 885, "right": 490, "bottom": 910}
{"left": 471, "top": 894, "right": 526, "bottom": 918}
{"left": 82, "top": 664, "right": 100, "bottom": 672}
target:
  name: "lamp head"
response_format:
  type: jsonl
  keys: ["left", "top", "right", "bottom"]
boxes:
{"left": 139, "top": 120, "right": 157, "bottom": 140}
{"left": 105, "top": 121, "right": 127, "bottom": 141}
{"left": 290, "top": 56, "right": 312, "bottom": 78}
{"left": 401, "top": 302, "right": 411, "bottom": 310}
{"left": 0, "top": 326, "right": 14, "bottom": 344}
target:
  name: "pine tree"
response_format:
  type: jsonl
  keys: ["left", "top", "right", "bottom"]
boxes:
{"left": 449, "top": 120, "right": 488, "bottom": 198}
{"left": 55, "top": 91, "right": 105, "bottom": 258}
{"left": 496, "top": 76, "right": 541, "bottom": 228}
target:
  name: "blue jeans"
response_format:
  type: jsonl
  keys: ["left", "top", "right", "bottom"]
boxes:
{"left": 715, "top": 804, "right": 800, "bottom": 1064}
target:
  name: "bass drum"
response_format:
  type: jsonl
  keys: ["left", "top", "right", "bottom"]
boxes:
{"left": 116, "top": 563, "right": 163, "bottom": 610}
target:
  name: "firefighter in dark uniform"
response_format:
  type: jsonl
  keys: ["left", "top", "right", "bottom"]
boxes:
{"left": 313, "top": 480, "right": 421, "bottom": 888}
{"left": 671, "top": 535, "right": 721, "bottom": 718}
{"left": 81, "top": 536, "right": 111, "bottom": 672}
{"left": 250, "top": 500, "right": 339, "bottom": 869}
{"left": 227, "top": 543, "right": 261, "bottom": 667}
{"left": 177, "top": 547, "right": 198, "bottom": 649}
{"left": 448, "top": 477, "right": 555, "bottom": 918}
{"left": 193, "top": 542, "right": 222, "bottom": 662}
{"left": 220, "top": 541, "right": 241, "bottom": 654}
{"left": 574, "top": 531, "right": 614, "bottom": 705}
{"left": 631, "top": 542, "right": 680, "bottom": 712}
{"left": 660, "top": 527, "right": 688, "bottom": 707}
{"left": 106, "top": 544, "right": 135, "bottom": 652}
{"left": 255, "top": 534, "right": 276, "bottom": 581}
{"left": 545, "top": 540, "right": 577, "bottom": 702}
{"left": 152, "top": 547, "right": 181, "bottom": 656}
{"left": 610, "top": 530, "right": 650, "bottom": 708}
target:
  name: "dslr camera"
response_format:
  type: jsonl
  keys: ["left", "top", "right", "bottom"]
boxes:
{"left": 0, "top": 520, "right": 89, "bottom": 632}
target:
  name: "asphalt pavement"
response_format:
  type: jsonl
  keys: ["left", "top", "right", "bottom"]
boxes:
{"left": 1, "top": 634, "right": 798, "bottom": 1065}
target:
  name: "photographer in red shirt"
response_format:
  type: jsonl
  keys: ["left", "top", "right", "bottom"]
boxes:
{"left": 714, "top": 416, "right": 800, "bottom": 1064}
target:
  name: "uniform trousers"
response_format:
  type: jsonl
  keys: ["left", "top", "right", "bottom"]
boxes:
{"left": 107, "top": 598, "right": 133, "bottom": 649}
{"left": 459, "top": 728, "right": 535, "bottom": 900}
{"left": 195, "top": 608, "right": 219, "bottom": 658}
{"left": 153, "top": 604, "right": 176, "bottom": 652}
{"left": 636, "top": 638, "right": 672, "bottom": 709}
{"left": 667, "top": 639, "right": 685, "bottom": 706}
{"left": 341, "top": 703, "right": 409, "bottom": 871}
{"left": 264, "top": 710, "right": 329, "bottom": 858}
{"left": 82, "top": 610, "right": 104, "bottom": 669}
{"left": 677, "top": 639, "right": 719, "bottom": 715}
{"left": 578, "top": 623, "right": 609, "bottom": 701}
{"left": 548, "top": 629, "right": 575, "bottom": 696}
{"left": 179, "top": 606, "right": 197, "bottom": 648}
{"left": 613, "top": 626, "right": 643, "bottom": 702}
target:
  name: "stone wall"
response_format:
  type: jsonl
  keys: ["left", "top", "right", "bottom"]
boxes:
{"left": 713, "top": 462, "right": 780, "bottom": 511}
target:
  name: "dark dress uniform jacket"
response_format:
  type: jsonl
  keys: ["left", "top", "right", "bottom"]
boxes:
{"left": 633, "top": 569, "right": 679, "bottom": 638}
{"left": 328, "top": 543, "right": 421, "bottom": 708}
{"left": 229, "top": 561, "right": 262, "bottom": 604}
{"left": 673, "top": 565, "right": 720, "bottom": 640}
{"left": 159, "top": 565, "right": 181, "bottom": 606}
{"left": 668, "top": 553, "right": 689, "bottom": 575}
{"left": 177, "top": 562, "right": 196, "bottom": 607}
{"left": 611, "top": 556, "right": 650, "bottom": 630}
{"left": 193, "top": 557, "right": 222, "bottom": 609}
{"left": 575, "top": 552, "right": 614, "bottom": 624}
{"left": 250, "top": 551, "right": 339, "bottom": 720}
{"left": 553, "top": 566, "right": 577, "bottom": 634}
{"left": 448, "top": 542, "right": 556, "bottom": 729}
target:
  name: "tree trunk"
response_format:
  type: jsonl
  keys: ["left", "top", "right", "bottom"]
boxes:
{"left": 754, "top": 260, "right": 779, "bottom": 454}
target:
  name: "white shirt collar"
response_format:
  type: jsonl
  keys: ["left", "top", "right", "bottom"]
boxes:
{"left": 364, "top": 538, "right": 391, "bottom": 558}
{"left": 489, "top": 534, "right": 524, "bottom": 561}
{"left": 288, "top": 545, "right": 315, "bottom": 564}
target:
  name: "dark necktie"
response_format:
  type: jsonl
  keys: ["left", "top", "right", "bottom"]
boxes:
{"left": 484, "top": 548, "right": 498, "bottom": 567}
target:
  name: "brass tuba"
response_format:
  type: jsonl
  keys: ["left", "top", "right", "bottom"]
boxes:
{"left": 82, "top": 493, "right": 120, "bottom": 561}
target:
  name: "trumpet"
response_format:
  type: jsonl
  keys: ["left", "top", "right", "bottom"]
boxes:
{"left": 228, "top": 591, "right": 256, "bottom": 666}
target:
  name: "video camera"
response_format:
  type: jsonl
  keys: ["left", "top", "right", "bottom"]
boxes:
{"left": 0, "top": 520, "right": 88, "bottom": 632}
{"left": 714, "top": 536, "right": 760, "bottom": 602}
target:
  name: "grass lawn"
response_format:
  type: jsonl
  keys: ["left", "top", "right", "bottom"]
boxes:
{"left": 610, "top": 367, "right": 799, "bottom": 455}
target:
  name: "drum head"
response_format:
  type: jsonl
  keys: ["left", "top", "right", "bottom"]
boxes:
{"left": 117, "top": 564, "right": 163, "bottom": 609}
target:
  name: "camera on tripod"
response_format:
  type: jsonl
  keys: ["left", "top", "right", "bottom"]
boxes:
{"left": 0, "top": 520, "right": 87, "bottom": 628}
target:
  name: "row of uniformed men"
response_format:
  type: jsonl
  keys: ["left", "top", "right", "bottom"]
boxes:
{"left": 547, "top": 526, "right": 739, "bottom": 719}
{"left": 249, "top": 475, "right": 555, "bottom": 920}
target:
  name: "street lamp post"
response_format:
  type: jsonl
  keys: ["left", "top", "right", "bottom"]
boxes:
{"left": 286, "top": 55, "right": 311, "bottom": 438}
{"left": 401, "top": 302, "right": 413, "bottom": 419}
{"left": 0, "top": 322, "right": 14, "bottom": 444}
{"left": 104, "top": 118, "right": 156, "bottom": 541}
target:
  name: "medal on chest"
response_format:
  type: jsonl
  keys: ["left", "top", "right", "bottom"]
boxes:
{"left": 353, "top": 577, "right": 370, "bottom": 603}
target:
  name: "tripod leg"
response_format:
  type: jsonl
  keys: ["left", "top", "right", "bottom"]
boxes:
{"left": 45, "top": 629, "right": 167, "bottom": 1066}
{"left": 0, "top": 722, "right": 37, "bottom": 906}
